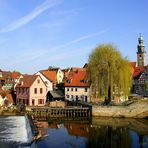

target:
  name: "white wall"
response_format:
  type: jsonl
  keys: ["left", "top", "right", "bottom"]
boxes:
{"left": 65, "top": 86, "right": 90, "bottom": 102}
{"left": 36, "top": 72, "right": 53, "bottom": 92}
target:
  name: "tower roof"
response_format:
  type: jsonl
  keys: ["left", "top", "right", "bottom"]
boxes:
{"left": 138, "top": 33, "right": 143, "bottom": 41}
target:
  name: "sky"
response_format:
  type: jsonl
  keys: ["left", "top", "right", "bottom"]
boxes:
{"left": 0, "top": 0, "right": 148, "bottom": 74}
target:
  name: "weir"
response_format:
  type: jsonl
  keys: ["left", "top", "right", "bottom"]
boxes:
{"left": 0, "top": 115, "right": 36, "bottom": 147}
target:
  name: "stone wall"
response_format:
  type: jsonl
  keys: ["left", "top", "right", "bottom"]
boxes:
{"left": 92, "top": 100, "right": 148, "bottom": 118}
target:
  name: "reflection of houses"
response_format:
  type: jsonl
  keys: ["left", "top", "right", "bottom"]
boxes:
{"left": 64, "top": 122, "right": 90, "bottom": 137}
{"left": 16, "top": 75, "right": 46, "bottom": 106}
{"left": 65, "top": 68, "right": 90, "bottom": 102}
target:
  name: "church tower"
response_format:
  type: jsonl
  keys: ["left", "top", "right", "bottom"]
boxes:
{"left": 137, "top": 34, "right": 146, "bottom": 67}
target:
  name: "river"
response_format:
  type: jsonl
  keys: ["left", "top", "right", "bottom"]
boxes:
{"left": 0, "top": 116, "right": 148, "bottom": 148}
{"left": 35, "top": 117, "right": 148, "bottom": 148}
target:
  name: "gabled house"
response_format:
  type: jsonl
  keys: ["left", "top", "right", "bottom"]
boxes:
{"left": 16, "top": 75, "right": 46, "bottom": 106}
{"left": 35, "top": 71, "right": 53, "bottom": 92}
{"left": 131, "top": 65, "right": 147, "bottom": 96}
{"left": 64, "top": 68, "right": 90, "bottom": 102}
{"left": 39, "top": 68, "right": 64, "bottom": 89}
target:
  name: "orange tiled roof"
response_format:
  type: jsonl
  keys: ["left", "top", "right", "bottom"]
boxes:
{"left": 16, "top": 75, "right": 38, "bottom": 88}
{"left": 41, "top": 70, "right": 57, "bottom": 83}
{"left": 11, "top": 72, "right": 21, "bottom": 79}
{"left": 133, "top": 66, "right": 145, "bottom": 78}
{"left": 65, "top": 68, "right": 90, "bottom": 87}
{"left": 130, "top": 62, "right": 145, "bottom": 78}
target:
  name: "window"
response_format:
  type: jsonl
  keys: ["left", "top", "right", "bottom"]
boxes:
{"left": 22, "top": 88, "right": 24, "bottom": 94}
{"left": 40, "top": 88, "right": 43, "bottom": 94}
{"left": 67, "top": 88, "right": 69, "bottom": 91}
{"left": 32, "top": 99, "right": 35, "bottom": 106}
{"left": 71, "top": 88, "right": 73, "bottom": 91}
{"left": 71, "top": 95, "right": 73, "bottom": 99}
{"left": 34, "top": 88, "right": 37, "bottom": 94}
{"left": 75, "top": 88, "right": 77, "bottom": 91}
{"left": 38, "top": 99, "right": 44, "bottom": 104}
{"left": 66, "top": 95, "right": 69, "bottom": 98}
{"left": 85, "top": 96, "right": 88, "bottom": 102}
{"left": 85, "top": 88, "right": 87, "bottom": 92}
{"left": 37, "top": 79, "right": 40, "bottom": 83}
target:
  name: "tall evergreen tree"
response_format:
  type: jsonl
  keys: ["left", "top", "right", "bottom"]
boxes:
{"left": 88, "top": 44, "right": 132, "bottom": 101}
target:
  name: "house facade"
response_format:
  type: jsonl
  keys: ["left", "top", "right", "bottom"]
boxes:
{"left": 131, "top": 66, "right": 148, "bottom": 96}
{"left": 16, "top": 75, "right": 46, "bottom": 106}
{"left": 65, "top": 68, "right": 90, "bottom": 102}
{"left": 40, "top": 68, "right": 64, "bottom": 89}
{"left": 0, "top": 70, "right": 14, "bottom": 91}
{"left": 35, "top": 71, "right": 53, "bottom": 92}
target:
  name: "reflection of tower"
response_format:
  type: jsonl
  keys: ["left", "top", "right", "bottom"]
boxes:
{"left": 137, "top": 34, "right": 146, "bottom": 67}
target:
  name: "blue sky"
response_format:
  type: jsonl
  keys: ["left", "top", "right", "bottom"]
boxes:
{"left": 0, "top": 0, "right": 148, "bottom": 74}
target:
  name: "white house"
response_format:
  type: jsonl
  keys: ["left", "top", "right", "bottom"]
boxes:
{"left": 64, "top": 68, "right": 90, "bottom": 102}
{"left": 35, "top": 71, "right": 53, "bottom": 92}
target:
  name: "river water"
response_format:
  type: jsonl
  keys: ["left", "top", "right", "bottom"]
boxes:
{"left": 0, "top": 116, "right": 148, "bottom": 148}
{"left": 35, "top": 117, "right": 148, "bottom": 148}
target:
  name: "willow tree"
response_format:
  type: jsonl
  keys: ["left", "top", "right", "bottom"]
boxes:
{"left": 88, "top": 44, "right": 132, "bottom": 101}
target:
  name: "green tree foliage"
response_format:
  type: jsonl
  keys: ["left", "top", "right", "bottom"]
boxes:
{"left": 88, "top": 44, "right": 132, "bottom": 101}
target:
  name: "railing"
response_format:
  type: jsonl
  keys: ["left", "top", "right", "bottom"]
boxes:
{"left": 29, "top": 106, "right": 91, "bottom": 118}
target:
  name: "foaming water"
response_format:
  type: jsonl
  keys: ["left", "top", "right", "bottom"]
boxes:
{"left": 0, "top": 116, "right": 29, "bottom": 144}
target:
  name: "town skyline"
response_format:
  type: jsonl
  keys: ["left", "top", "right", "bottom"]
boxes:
{"left": 0, "top": 0, "right": 148, "bottom": 74}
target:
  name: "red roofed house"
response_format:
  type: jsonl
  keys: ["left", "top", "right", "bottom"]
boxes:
{"left": 35, "top": 71, "right": 53, "bottom": 92}
{"left": 16, "top": 75, "right": 46, "bottom": 106}
{"left": 37, "top": 68, "right": 64, "bottom": 91}
{"left": 65, "top": 68, "right": 90, "bottom": 102}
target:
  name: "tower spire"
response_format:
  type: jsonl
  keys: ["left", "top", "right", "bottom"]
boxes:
{"left": 137, "top": 34, "right": 146, "bottom": 67}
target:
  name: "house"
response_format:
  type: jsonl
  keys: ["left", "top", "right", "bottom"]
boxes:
{"left": 39, "top": 68, "right": 64, "bottom": 89}
{"left": 16, "top": 75, "right": 46, "bottom": 106}
{"left": 64, "top": 68, "right": 90, "bottom": 102}
{"left": 46, "top": 90, "right": 64, "bottom": 102}
{"left": 35, "top": 71, "right": 53, "bottom": 92}
{"left": 0, "top": 70, "right": 14, "bottom": 91}
{"left": 0, "top": 89, "right": 14, "bottom": 107}
{"left": 131, "top": 65, "right": 147, "bottom": 96}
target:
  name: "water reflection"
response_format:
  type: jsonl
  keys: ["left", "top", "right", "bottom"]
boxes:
{"left": 36, "top": 118, "right": 148, "bottom": 148}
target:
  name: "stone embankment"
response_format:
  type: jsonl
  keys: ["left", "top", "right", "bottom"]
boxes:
{"left": 92, "top": 100, "right": 148, "bottom": 118}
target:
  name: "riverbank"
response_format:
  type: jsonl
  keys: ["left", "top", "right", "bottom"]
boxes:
{"left": 92, "top": 100, "right": 148, "bottom": 118}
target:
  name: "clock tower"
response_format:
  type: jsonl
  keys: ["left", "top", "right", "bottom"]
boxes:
{"left": 137, "top": 34, "right": 146, "bottom": 67}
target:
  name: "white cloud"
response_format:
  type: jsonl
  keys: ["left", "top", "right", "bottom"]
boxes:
{"left": 0, "top": 0, "right": 62, "bottom": 33}
{"left": 48, "top": 29, "right": 109, "bottom": 51}
{"left": 9, "top": 29, "right": 108, "bottom": 65}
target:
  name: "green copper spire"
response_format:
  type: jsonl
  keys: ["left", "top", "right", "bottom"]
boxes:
{"left": 137, "top": 34, "right": 146, "bottom": 67}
